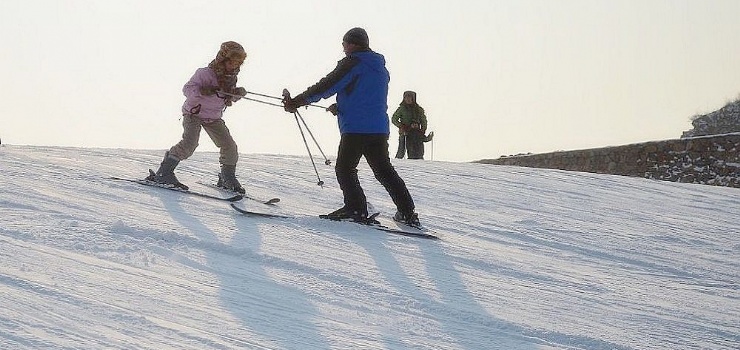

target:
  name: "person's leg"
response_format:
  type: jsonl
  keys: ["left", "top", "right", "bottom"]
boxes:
{"left": 406, "top": 132, "right": 423, "bottom": 159}
{"left": 168, "top": 115, "right": 203, "bottom": 161}
{"left": 334, "top": 134, "right": 367, "bottom": 215}
{"left": 395, "top": 133, "right": 406, "bottom": 159}
{"left": 148, "top": 115, "right": 203, "bottom": 188}
{"left": 363, "top": 134, "right": 415, "bottom": 215}
{"left": 203, "top": 120, "right": 244, "bottom": 193}
{"left": 202, "top": 119, "right": 238, "bottom": 166}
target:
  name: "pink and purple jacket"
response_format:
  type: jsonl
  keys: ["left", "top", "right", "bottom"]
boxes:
{"left": 181, "top": 67, "right": 228, "bottom": 121}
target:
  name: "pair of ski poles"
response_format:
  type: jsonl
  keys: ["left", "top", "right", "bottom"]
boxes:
{"left": 217, "top": 89, "right": 331, "bottom": 186}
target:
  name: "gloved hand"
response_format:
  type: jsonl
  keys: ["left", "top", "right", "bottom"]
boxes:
{"left": 326, "top": 103, "right": 338, "bottom": 116}
{"left": 410, "top": 122, "right": 421, "bottom": 130}
{"left": 229, "top": 87, "right": 247, "bottom": 102}
{"left": 232, "top": 87, "right": 247, "bottom": 96}
{"left": 283, "top": 94, "right": 306, "bottom": 113}
{"left": 200, "top": 86, "right": 219, "bottom": 96}
{"left": 283, "top": 98, "right": 298, "bottom": 113}
{"left": 423, "top": 131, "right": 434, "bottom": 142}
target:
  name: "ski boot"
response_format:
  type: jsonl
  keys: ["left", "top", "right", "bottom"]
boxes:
{"left": 320, "top": 206, "right": 375, "bottom": 224}
{"left": 146, "top": 152, "right": 188, "bottom": 190}
{"left": 217, "top": 164, "right": 246, "bottom": 194}
{"left": 393, "top": 210, "right": 421, "bottom": 228}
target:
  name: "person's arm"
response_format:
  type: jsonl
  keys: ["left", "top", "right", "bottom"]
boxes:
{"left": 292, "top": 56, "right": 361, "bottom": 106}
{"left": 183, "top": 68, "right": 219, "bottom": 98}
{"left": 419, "top": 107, "right": 428, "bottom": 134}
{"left": 391, "top": 107, "right": 403, "bottom": 128}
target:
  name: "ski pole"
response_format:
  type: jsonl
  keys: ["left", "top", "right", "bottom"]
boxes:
{"left": 293, "top": 112, "right": 324, "bottom": 186}
{"left": 282, "top": 89, "right": 331, "bottom": 165}
{"left": 245, "top": 90, "right": 283, "bottom": 101}
{"left": 242, "top": 90, "right": 328, "bottom": 110}
{"left": 283, "top": 89, "right": 325, "bottom": 186}
{"left": 218, "top": 90, "right": 280, "bottom": 101}
{"left": 431, "top": 137, "right": 434, "bottom": 161}
{"left": 216, "top": 91, "right": 284, "bottom": 108}
{"left": 296, "top": 110, "right": 331, "bottom": 165}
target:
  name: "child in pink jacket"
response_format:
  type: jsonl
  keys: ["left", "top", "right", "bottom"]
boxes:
{"left": 147, "top": 41, "right": 248, "bottom": 193}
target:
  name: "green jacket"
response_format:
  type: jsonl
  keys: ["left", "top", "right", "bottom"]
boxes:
{"left": 391, "top": 104, "right": 427, "bottom": 134}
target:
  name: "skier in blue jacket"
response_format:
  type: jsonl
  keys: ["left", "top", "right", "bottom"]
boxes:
{"left": 283, "top": 27, "right": 420, "bottom": 227}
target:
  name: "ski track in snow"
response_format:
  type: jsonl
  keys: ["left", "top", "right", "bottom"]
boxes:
{"left": 1, "top": 145, "right": 738, "bottom": 350}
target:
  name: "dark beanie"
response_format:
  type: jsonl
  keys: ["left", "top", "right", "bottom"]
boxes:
{"left": 343, "top": 27, "right": 369, "bottom": 48}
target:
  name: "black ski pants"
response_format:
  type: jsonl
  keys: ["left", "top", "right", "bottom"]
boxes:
{"left": 335, "top": 133, "right": 415, "bottom": 215}
{"left": 395, "top": 133, "right": 406, "bottom": 159}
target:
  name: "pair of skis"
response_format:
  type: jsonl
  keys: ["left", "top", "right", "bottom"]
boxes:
{"left": 110, "top": 176, "right": 437, "bottom": 239}
{"left": 230, "top": 203, "right": 438, "bottom": 240}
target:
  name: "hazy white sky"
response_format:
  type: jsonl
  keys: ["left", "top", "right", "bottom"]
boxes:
{"left": 2, "top": 0, "right": 739, "bottom": 162}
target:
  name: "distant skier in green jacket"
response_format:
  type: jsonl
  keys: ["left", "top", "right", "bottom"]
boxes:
{"left": 392, "top": 91, "right": 429, "bottom": 159}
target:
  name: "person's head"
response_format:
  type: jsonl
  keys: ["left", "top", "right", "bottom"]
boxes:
{"left": 215, "top": 41, "right": 247, "bottom": 73}
{"left": 342, "top": 27, "right": 369, "bottom": 54}
{"left": 403, "top": 90, "right": 417, "bottom": 105}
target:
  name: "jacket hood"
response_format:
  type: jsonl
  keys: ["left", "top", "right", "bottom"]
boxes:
{"left": 352, "top": 50, "right": 386, "bottom": 73}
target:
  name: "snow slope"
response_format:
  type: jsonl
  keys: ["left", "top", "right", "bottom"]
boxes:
{"left": 1, "top": 145, "right": 738, "bottom": 350}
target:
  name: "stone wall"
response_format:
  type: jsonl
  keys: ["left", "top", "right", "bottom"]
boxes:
{"left": 477, "top": 133, "right": 740, "bottom": 188}
{"left": 682, "top": 99, "right": 740, "bottom": 138}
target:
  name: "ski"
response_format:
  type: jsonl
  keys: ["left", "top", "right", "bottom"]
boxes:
{"left": 320, "top": 213, "right": 439, "bottom": 240}
{"left": 110, "top": 177, "right": 244, "bottom": 202}
{"left": 378, "top": 216, "right": 430, "bottom": 234}
{"left": 229, "top": 203, "right": 291, "bottom": 218}
{"left": 197, "top": 181, "right": 280, "bottom": 205}
{"left": 363, "top": 225, "right": 439, "bottom": 240}
{"left": 230, "top": 204, "right": 438, "bottom": 240}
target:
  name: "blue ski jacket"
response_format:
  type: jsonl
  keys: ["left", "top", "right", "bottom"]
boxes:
{"left": 298, "top": 50, "right": 391, "bottom": 134}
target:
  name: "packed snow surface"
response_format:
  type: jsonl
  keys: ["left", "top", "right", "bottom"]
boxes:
{"left": 1, "top": 145, "right": 738, "bottom": 349}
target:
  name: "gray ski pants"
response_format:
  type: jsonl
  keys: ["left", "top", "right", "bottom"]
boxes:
{"left": 168, "top": 115, "right": 239, "bottom": 166}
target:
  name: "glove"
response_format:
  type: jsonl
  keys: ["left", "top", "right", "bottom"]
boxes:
{"left": 326, "top": 103, "right": 338, "bottom": 116}
{"left": 229, "top": 87, "right": 247, "bottom": 102}
{"left": 283, "top": 98, "right": 298, "bottom": 113}
{"left": 200, "top": 86, "right": 219, "bottom": 96}
{"left": 410, "top": 122, "right": 421, "bottom": 130}
{"left": 232, "top": 87, "right": 247, "bottom": 96}
{"left": 423, "top": 131, "right": 434, "bottom": 142}
{"left": 283, "top": 95, "right": 306, "bottom": 113}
